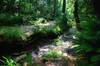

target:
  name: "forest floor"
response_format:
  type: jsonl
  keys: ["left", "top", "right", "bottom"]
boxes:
{"left": 32, "top": 34, "right": 74, "bottom": 66}
{"left": 14, "top": 28, "right": 77, "bottom": 66}
{"left": 0, "top": 23, "right": 77, "bottom": 66}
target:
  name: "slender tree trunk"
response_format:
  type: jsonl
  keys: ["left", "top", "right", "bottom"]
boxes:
{"left": 53, "top": 0, "right": 56, "bottom": 19}
{"left": 74, "top": 0, "right": 80, "bottom": 30}
{"left": 61, "top": 0, "right": 68, "bottom": 32}
{"left": 18, "top": 0, "right": 22, "bottom": 16}
{"left": 62, "top": 0, "right": 66, "bottom": 14}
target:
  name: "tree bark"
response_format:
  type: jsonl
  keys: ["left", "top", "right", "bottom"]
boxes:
{"left": 53, "top": 0, "right": 57, "bottom": 19}
{"left": 61, "top": 0, "right": 68, "bottom": 32}
{"left": 62, "top": 0, "right": 66, "bottom": 14}
{"left": 74, "top": 0, "right": 81, "bottom": 30}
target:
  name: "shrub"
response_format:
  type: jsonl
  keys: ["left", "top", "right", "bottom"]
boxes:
{"left": 0, "top": 27, "right": 26, "bottom": 41}
{"left": 0, "top": 13, "right": 23, "bottom": 26}
{"left": 1, "top": 56, "right": 16, "bottom": 66}
{"left": 74, "top": 0, "right": 100, "bottom": 66}
{"left": 42, "top": 50, "right": 62, "bottom": 60}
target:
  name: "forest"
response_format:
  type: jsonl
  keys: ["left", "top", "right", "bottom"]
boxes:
{"left": 0, "top": 0, "right": 100, "bottom": 66}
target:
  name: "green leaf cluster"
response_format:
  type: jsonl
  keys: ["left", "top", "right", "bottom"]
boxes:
{"left": 74, "top": 0, "right": 100, "bottom": 66}
{"left": 42, "top": 50, "right": 62, "bottom": 60}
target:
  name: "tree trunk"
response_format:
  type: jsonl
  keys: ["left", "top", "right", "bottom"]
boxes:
{"left": 62, "top": 0, "right": 66, "bottom": 14}
{"left": 61, "top": 0, "right": 68, "bottom": 32}
{"left": 53, "top": 0, "right": 57, "bottom": 19}
{"left": 74, "top": 0, "right": 80, "bottom": 30}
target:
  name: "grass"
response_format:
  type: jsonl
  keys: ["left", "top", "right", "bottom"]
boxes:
{"left": 53, "top": 37, "right": 63, "bottom": 45}
{"left": 0, "top": 56, "right": 16, "bottom": 66}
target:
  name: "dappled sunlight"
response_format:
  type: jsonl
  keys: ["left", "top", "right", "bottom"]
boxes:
{"left": 0, "top": 0, "right": 99, "bottom": 66}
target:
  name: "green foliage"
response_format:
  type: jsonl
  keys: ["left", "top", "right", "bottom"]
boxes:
{"left": 34, "top": 23, "right": 61, "bottom": 35}
{"left": 42, "top": 50, "right": 62, "bottom": 60}
{"left": 66, "top": 0, "right": 76, "bottom": 27}
{"left": 0, "top": 27, "right": 26, "bottom": 41}
{"left": 0, "top": 0, "right": 66, "bottom": 21}
{"left": 22, "top": 53, "right": 33, "bottom": 66}
{"left": 0, "top": 54, "right": 33, "bottom": 66}
{"left": 53, "top": 37, "right": 63, "bottom": 45}
{"left": 75, "top": 20, "right": 100, "bottom": 65}
{"left": 91, "top": 55, "right": 100, "bottom": 62}
{"left": 30, "top": 18, "right": 47, "bottom": 25}
{"left": 0, "top": 14, "right": 24, "bottom": 26}
{"left": 74, "top": 0, "right": 100, "bottom": 66}
{"left": 1, "top": 56, "right": 16, "bottom": 66}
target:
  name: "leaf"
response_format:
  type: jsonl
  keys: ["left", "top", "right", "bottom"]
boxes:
{"left": 91, "top": 55, "right": 100, "bottom": 62}
{"left": 78, "top": 43, "right": 93, "bottom": 52}
{"left": 97, "top": 48, "right": 100, "bottom": 53}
